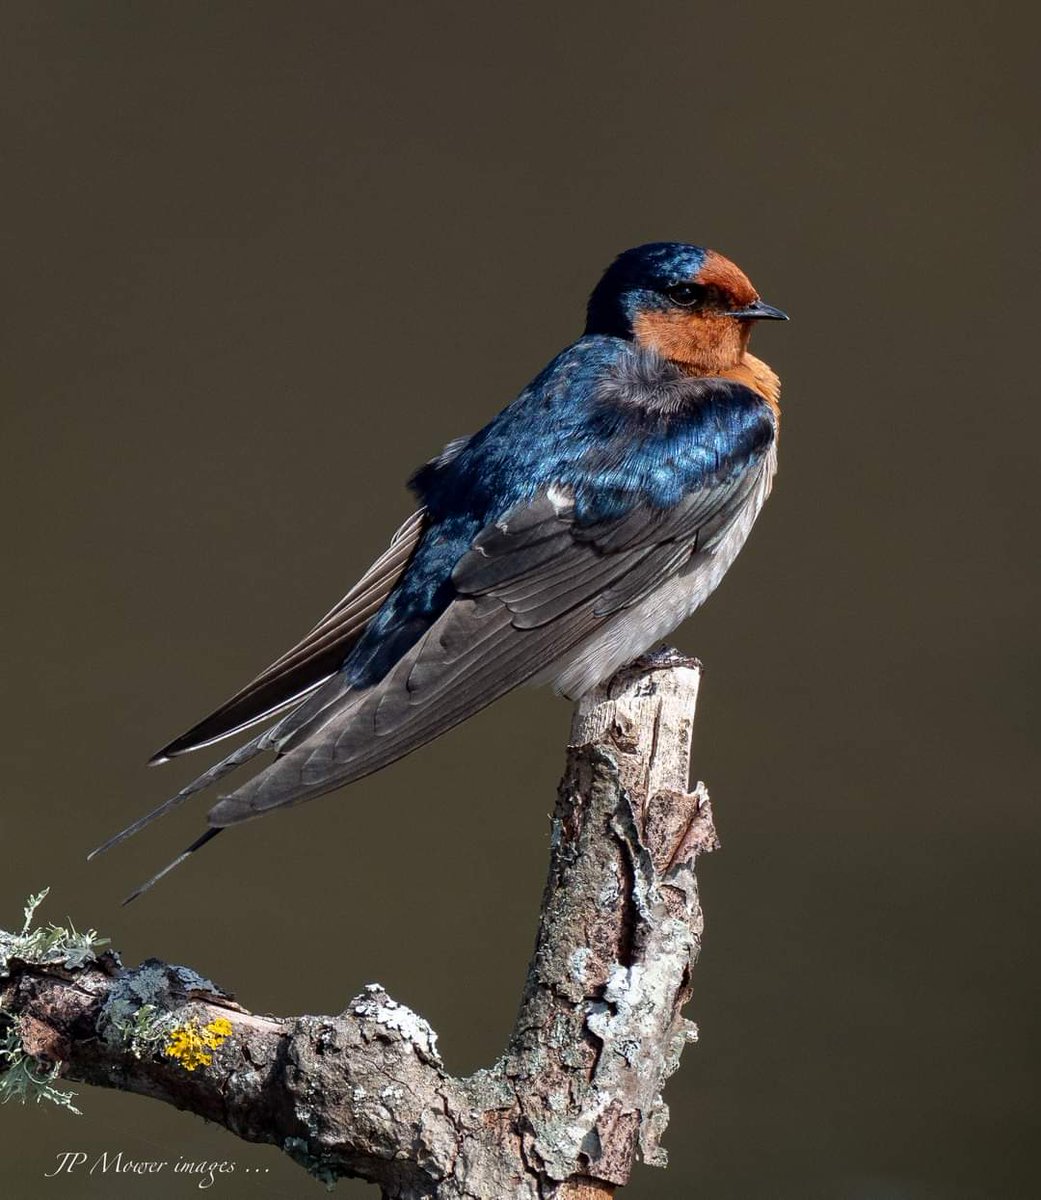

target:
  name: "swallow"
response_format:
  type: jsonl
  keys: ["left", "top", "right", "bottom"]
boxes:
{"left": 92, "top": 242, "right": 787, "bottom": 900}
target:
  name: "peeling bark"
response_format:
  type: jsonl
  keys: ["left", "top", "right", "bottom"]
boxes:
{"left": 0, "top": 650, "right": 718, "bottom": 1199}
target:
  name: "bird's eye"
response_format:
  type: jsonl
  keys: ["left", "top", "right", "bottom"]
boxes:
{"left": 665, "top": 282, "right": 707, "bottom": 308}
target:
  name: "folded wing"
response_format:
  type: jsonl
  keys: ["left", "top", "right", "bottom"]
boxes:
{"left": 208, "top": 465, "right": 765, "bottom": 825}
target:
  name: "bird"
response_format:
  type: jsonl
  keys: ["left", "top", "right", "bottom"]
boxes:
{"left": 91, "top": 241, "right": 787, "bottom": 901}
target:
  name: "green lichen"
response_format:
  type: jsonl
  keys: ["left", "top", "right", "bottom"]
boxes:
{"left": 0, "top": 888, "right": 112, "bottom": 1115}
{"left": 0, "top": 1017, "right": 81, "bottom": 1114}
{"left": 106, "top": 1000, "right": 174, "bottom": 1059}
{"left": 0, "top": 888, "right": 109, "bottom": 976}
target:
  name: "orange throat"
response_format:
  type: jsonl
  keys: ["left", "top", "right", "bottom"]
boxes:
{"left": 632, "top": 308, "right": 781, "bottom": 423}
{"left": 632, "top": 309, "right": 751, "bottom": 375}
{"left": 718, "top": 352, "right": 782, "bottom": 422}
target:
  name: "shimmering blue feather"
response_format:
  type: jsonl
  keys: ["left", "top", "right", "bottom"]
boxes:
{"left": 345, "top": 336, "right": 773, "bottom": 687}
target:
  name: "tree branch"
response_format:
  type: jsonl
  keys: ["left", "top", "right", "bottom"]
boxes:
{"left": 0, "top": 649, "right": 718, "bottom": 1198}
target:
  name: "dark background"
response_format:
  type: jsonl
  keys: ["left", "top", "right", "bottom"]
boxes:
{"left": 2, "top": 3, "right": 1037, "bottom": 1198}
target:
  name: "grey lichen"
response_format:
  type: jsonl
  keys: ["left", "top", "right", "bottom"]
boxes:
{"left": 98, "top": 964, "right": 179, "bottom": 1057}
{"left": 350, "top": 984, "right": 442, "bottom": 1066}
{"left": 166, "top": 963, "right": 220, "bottom": 994}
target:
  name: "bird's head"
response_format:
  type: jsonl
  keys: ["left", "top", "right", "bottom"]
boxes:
{"left": 585, "top": 242, "right": 787, "bottom": 374}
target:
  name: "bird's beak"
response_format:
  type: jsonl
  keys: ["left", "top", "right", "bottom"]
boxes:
{"left": 727, "top": 300, "right": 789, "bottom": 321}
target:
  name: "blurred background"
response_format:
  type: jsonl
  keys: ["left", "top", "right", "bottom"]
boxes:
{"left": 2, "top": 3, "right": 1037, "bottom": 1197}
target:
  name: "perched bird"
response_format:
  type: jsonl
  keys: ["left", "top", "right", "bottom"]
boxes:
{"left": 93, "top": 242, "right": 787, "bottom": 900}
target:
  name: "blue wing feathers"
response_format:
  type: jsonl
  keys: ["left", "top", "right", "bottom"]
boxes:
{"left": 344, "top": 339, "right": 774, "bottom": 688}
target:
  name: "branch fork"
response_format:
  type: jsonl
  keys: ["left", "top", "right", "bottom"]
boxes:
{"left": 1, "top": 650, "right": 718, "bottom": 1199}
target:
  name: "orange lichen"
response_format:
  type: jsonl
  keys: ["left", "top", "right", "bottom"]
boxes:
{"left": 163, "top": 1015, "right": 233, "bottom": 1072}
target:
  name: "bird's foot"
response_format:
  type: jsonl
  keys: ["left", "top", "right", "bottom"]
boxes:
{"left": 630, "top": 644, "right": 703, "bottom": 674}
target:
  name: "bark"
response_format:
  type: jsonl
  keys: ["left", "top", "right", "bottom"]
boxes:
{"left": 0, "top": 649, "right": 718, "bottom": 1199}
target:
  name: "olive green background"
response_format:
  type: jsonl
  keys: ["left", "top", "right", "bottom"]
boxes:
{"left": 2, "top": 3, "right": 1037, "bottom": 1198}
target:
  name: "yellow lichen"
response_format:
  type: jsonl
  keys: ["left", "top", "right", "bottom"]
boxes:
{"left": 163, "top": 1015, "right": 234, "bottom": 1072}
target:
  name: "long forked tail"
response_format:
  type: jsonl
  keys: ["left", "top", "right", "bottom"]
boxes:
{"left": 91, "top": 674, "right": 357, "bottom": 902}
{"left": 89, "top": 728, "right": 275, "bottom": 904}
{"left": 120, "top": 828, "right": 224, "bottom": 906}
{"left": 88, "top": 728, "right": 273, "bottom": 861}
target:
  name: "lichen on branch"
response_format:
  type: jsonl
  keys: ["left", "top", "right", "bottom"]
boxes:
{"left": 0, "top": 651, "right": 717, "bottom": 1199}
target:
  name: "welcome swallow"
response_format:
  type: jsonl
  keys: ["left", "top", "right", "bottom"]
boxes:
{"left": 92, "top": 242, "right": 787, "bottom": 898}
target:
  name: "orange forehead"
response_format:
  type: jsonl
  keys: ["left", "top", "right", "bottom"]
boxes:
{"left": 697, "top": 249, "right": 758, "bottom": 307}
